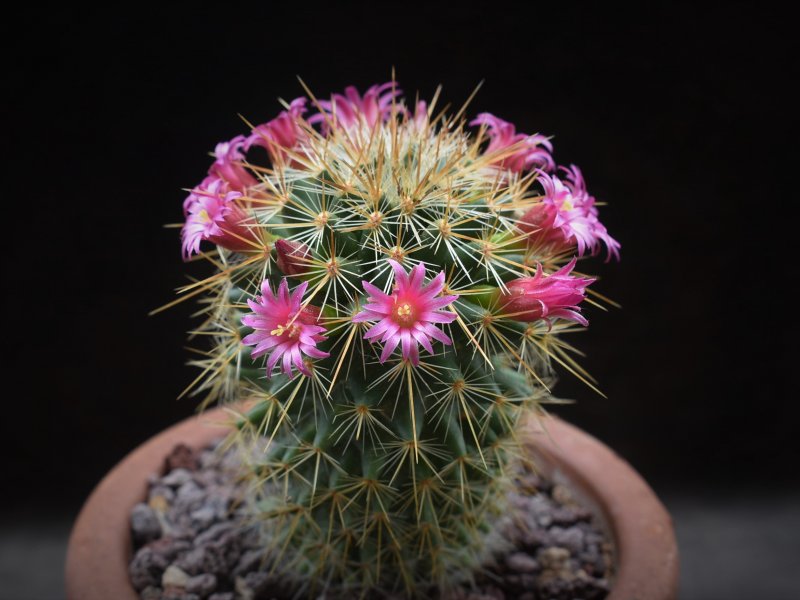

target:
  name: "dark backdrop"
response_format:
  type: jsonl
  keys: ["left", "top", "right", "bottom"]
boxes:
{"left": 2, "top": 4, "right": 795, "bottom": 515}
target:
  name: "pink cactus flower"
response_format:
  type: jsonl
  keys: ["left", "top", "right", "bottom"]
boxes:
{"left": 498, "top": 259, "right": 594, "bottom": 326}
{"left": 209, "top": 135, "right": 257, "bottom": 191}
{"left": 308, "top": 83, "right": 402, "bottom": 133}
{"left": 245, "top": 97, "right": 308, "bottom": 163}
{"left": 519, "top": 166, "right": 621, "bottom": 261}
{"left": 411, "top": 100, "right": 428, "bottom": 130}
{"left": 275, "top": 239, "right": 311, "bottom": 276}
{"left": 181, "top": 179, "right": 255, "bottom": 259}
{"left": 241, "top": 279, "right": 330, "bottom": 379}
{"left": 471, "top": 113, "right": 554, "bottom": 173}
{"left": 353, "top": 260, "right": 458, "bottom": 365}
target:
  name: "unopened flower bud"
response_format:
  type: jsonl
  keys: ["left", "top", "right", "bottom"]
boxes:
{"left": 498, "top": 259, "right": 594, "bottom": 326}
{"left": 275, "top": 239, "right": 311, "bottom": 276}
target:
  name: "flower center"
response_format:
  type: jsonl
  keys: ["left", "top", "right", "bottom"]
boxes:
{"left": 198, "top": 209, "right": 211, "bottom": 223}
{"left": 393, "top": 301, "right": 417, "bottom": 326}
{"left": 561, "top": 199, "right": 574, "bottom": 212}
{"left": 270, "top": 321, "right": 302, "bottom": 339}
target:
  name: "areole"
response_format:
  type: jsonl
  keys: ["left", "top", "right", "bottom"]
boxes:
{"left": 65, "top": 408, "right": 679, "bottom": 600}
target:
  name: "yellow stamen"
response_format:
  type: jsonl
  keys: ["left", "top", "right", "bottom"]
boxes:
{"left": 270, "top": 322, "right": 301, "bottom": 338}
{"left": 394, "top": 302, "right": 415, "bottom": 326}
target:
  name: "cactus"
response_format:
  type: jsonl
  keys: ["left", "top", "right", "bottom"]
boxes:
{"left": 169, "top": 81, "right": 619, "bottom": 597}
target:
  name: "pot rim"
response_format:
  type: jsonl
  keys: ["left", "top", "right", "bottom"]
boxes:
{"left": 65, "top": 409, "right": 678, "bottom": 600}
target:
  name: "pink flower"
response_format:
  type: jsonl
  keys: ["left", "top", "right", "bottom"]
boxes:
{"left": 275, "top": 239, "right": 311, "bottom": 276}
{"left": 411, "top": 100, "right": 428, "bottom": 130}
{"left": 353, "top": 261, "right": 458, "bottom": 365}
{"left": 245, "top": 97, "right": 308, "bottom": 163}
{"left": 241, "top": 280, "right": 330, "bottom": 379}
{"left": 181, "top": 178, "right": 255, "bottom": 259}
{"left": 471, "top": 113, "right": 554, "bottom": 173}
{"left": 308, "top": 83, "right": 402, "bottom": 133}
{"left": 519, "top": 166, "right": 621, "bottom": 261}
{"left": 498, "top": 259, "right": 594, "bottom": 326}
{"left": 209, "top": 135, "right": 256, "bottom": 191}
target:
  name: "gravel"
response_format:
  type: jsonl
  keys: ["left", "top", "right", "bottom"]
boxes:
{"left": 130, "top": 442, "right": 613, "bottom": 599}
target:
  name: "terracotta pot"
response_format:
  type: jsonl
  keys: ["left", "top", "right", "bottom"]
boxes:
{"left": 65, "top": 410, "right": 678, "bottom": 600}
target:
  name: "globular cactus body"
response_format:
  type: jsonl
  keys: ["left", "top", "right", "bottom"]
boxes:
{"left": 173, "top": 82, "right": 619, "bottom": 597}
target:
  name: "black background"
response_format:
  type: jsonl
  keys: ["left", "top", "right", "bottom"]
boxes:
{"left": 2, "top": 3, "right": 795, "bottom": 518}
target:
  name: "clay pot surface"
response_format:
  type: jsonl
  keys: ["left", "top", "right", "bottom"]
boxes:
{"left": 65, "top": 409, "right": 678, "bottom": 600}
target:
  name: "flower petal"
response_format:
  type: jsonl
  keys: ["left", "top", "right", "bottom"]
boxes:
{"left": 411, "top": 329, "right": 434, "bottom": 354}
{"left": 379, "top": 334, "right": 400, "bottom": 363}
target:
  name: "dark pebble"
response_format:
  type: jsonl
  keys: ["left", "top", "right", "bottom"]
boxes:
{"left": 505, "top": 552, "right": 539, "bottom": 573}
{"left": 233, "top": 548, "right": 267, "bottom": 577}
{"left": 162, "top": 589, "right": 200, "bottom": 600}
{"left": 175, "top": 480, "right": 206, "bottom": 511}
{"left": 518, "top": 574, "right": 536, "bottom": 590}
{"left": 131, "top": 503, "right": 163, "bottom": 544}
{"left": 549, "top": 526, "right": 585, "bottom": 555}
{"left": 140, "top": 586, "right": 162, "bottom": 600}
{"left": 130, "top": 547, "right": 169, "bottom": 590}
{"left": 166, "top": 443, "right": 200, "bottom": 472}
{"left": 194, "top": 522, "right": 234, "bottom": 547}
{"left": 206, "top": 493, "right": 234, "bottom": 520}
{"left": 149, "top": 485, "right": 176, "bottom": 504}
{"left": 175, "top": 546, "right": 228, "bottom": 577}
{"left": 193, "top": 469, "right": 222, "bottom": 488}
{"left": 551, "top": 505, "right": 592, "bottom": 525}
{"left": 578, "top": 545, "right": 604, "bottom": 574}
{"left": 161, "top": 469, "right": 193, "bottom": 488}
{"left": 190, "top": 507, "right": 215, "bottom": 530}
{"left": 147, "top": 537, "right": 192, "bottom": 562}
{"left": 239, "top": 571, "right": 271, "bottom": 596}
{"left": 521, "top": 527, "right": 552, "bottom": 549}
{"left": 208, "top": 530, "right": 243, "bottom": 570}
{"left": 186, "top": 573, "right": 217, "bottom": 596}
